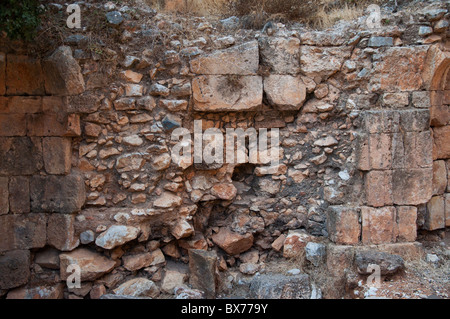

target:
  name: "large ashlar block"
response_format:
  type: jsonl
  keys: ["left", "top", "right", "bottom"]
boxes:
{"left": 42, "top": 46, "right": 85, "bottom": 96}
{"left": 368, "top": 133, "right": 392, "bottom": 170}
{"left": 425, "top": 195, "right": 445, "bottom": 230}
{"left": 393, "top": 131, "right": 433, "bottom": 169}
{"left": 0, "top": 177, "right": 8, "bottom": 215}
{"left": 43, "top": 137, "right": 72, "bottom": 175}
{"left": 0, "top": 53, "right": 5, "bottom": 95}
{"left": 361, "top": 206, "right": 397, "bottom": 245}
{"left": 0, "top": 250, "right": 30, "bottom": 290}
{"left": 47, "top": 214, "right": 80, "bottom": 251}
{"left": 264, "top": 75, "right": 306, "bottom": 111}
{"left": 190, "top": 41, "right": 259, "bottom": 75}
{"left": 0, "top": 214, "right": 47, "bottom": 252}
{"left": 327, "top": 206, "right": 361, "bottom": 245}
{"left": 365, "top": 170, "right": 393, "bottom": 207}
{"left": 30, "top": 173, "right": 86, "bottom": 214}
{"left": 432, "top": 160, "right": 447, "bottom": 195}
{"left": 0, "top": 114, "right": 27, "bottom": 136}
{"left": 433, "top": 125, "right": 450, "bottom": 160}
{"left": 9, "top": 176, "right": 30, "bottom": 214}
{"left": 396, "top": 206, "right": 417, "bottom": 242}
{"left": 6, "top": 55, "right": 45, "bottom": 95}
{"left": 259, "top": 37, "right": 301, "bottom": 75}
{"left": 192, "top": 75, "right": 262, "bottom": 112}
{"left": 0, "top": 137, "right": 43, "bottom": 175}
{"left": 392, "top": 168, "right": 433, "bottom": 205}
{"left": 369, "top": 46, "right": 428, "bottom": 91}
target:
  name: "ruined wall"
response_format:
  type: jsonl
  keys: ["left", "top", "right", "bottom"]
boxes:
{"left": 0, "top": 2, "right": 449, "bottom": 299}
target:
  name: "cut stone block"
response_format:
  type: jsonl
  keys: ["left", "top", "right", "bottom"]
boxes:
{"left": 327, "top": 206, "right": 360, "bottom": 245}
{"left": 43, "top": 137, "right": 72, "bottom": 175}
{"left": 361, "top": 206, "right": 397, "bottom": 245}
{"left": 0, "top": 214, "right": 47, "bottom": 252}
{"left": 9, "top": 176, "right": 30, "bottom": 213}
{"left": 0, "top": 250, "right": 30, "bottom": 290}
{"left": 6, "top": 55, "right": 44, "bottom": 95}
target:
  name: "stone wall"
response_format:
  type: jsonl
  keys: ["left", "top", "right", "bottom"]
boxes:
{"left": 0, "top": 2, "right": 449, "bottom": 299}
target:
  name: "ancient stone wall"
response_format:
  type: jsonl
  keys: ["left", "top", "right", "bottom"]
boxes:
{"left": 0, "top": 2, "right": 449, "bottom": 299}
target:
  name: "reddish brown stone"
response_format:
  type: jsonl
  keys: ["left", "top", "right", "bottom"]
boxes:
{"left": 211, "top": 228, "right": 253, "bottom": 255}
{"left": 7, "top": 284, "right": 64, "bottom": 299}
{"left": 0, "top": 137, "right": 43, "bottom": 175}
{"left": 368, "top": 133, "right": 392, "bottom": 169}
{"left": 59, "top": 248, "right": 116, "bottom": 281}
{"left": 283, "top": 230, "right": 315, "bottom": 258}
{"left": 6, "top": 55, "right": 45, "bottom": 95}
{"left": 65, "top": 114, "right": 81, "bottom": 136}
{"left": 0, "top": 177, "right": 8, "bottom": 215}
{"left": 396, "top": 206, "right": 417, "bottom": 242}
{"left": 0, "top": 250, "right": 30, "bottom": 290}
{"left": 365, "top": 170, "right": 393, "bottom": 207}
{"left": 8, "top": 96, "right": 42, "bottom": 114}
{"left": 0, "top": 114, "right": 27, "bottom": 136}
{"left": 361, "top": 206, "right": 396, "bottom": 245}
{"left": 42, "top": 46, "right": 85, "bottom": 96}
{"left": 433, "top": 125, "right": 450, "bottom": 159}
{"left": 0, "top": 214, "right": 47, "bottom": 252}
{"left": 211, "top": 183, "right": 237, "bottom": 201}
{"left": 432, "top": 160, "right": 447, "bottom": 195}
{"left": 43, "top": 137, "right": 72, "bottom": 175}
{"left": 445, "top": 193, "right": 450, "bottom": 227}
{"left": 9, "top": 176, "right": 30, "bottom": 213}
{"left": 188, "top": 249, "right": 217, "bottom": 299}
{"left": 392, "top": 168, "right": 433, "bottom": 205}
{"left": 30, "top": 173, "right": 86, "bottom": 214}
{"left": 84, "top": 122, "right": 102, "bottom": 137}
{"left": 0, "top": 53, "right": 5, "bottom": 95}
{"left": 425, "top": 195, "right": 445, "bottom": 230}
{"left": 430, "top": 104, "right": 450, "bottom": 126}
{"left": 26, "top": 113, "right": 69, "bottom": 136}
{"left": 47, "top": 214, "right": 79, "bottom": 251}
{"left": 327, "top": 206, "right": 361, "bottom": 245}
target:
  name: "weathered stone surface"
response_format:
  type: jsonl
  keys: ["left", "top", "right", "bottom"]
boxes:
{"left": 116, "top": 153, "right": 146, "bottom": 173}
{"left": 370, "top": 46, "right": 428, "bottom": 91}
{"left": 365, "top": 170, "right": 393, "bottom": 207}
{"left": 192, "top": 75, "right": 262, "bottom": 112}
{"left": 189, "top": 249, "right": 217, "bottom": 299}
{"left": 8, "top": 176, "right": 30, "bottom": 213}
{"left": 392, "top": 168, "right": 432, "bottom": 205}
{"left": 355, "top": 250, "right": 405, "bottom": 276}
{"left": 326, "top": 244, "right": 354, "bottom": 278}
{"left": 175, "top": 286, "right": 205, "bottom": 299}
{"left": 212, "top": 227, "right": 253, "bottom": 255}
{"left": 249, "top": 273, "right": 311, "bottom": 299}
{"left": 0, "top": 137, "right": 42, "bottom": 175}
{"left": 361, "top": 206, "right": 396, "bottom": 245}
{"left": 430, "top": 104, "right": 450, "bottom": 126}
{"left": 30, "top": 173, "right": 86, "bottom": 214}
{"left": 433, "top": 126, "right": 450, "bottom": 159}
{"left": 120, "top": 70, "right": 143, "bottom": 83}
{"left": 161, "top": 263, "right": 189, "bottom": 294}
{"left": 47, "top": 214, "right": 80, "bottom": 251}
{"left": 35, "top": 247, "right": 60, "bottom": 270}
{"left": 0, "top": 53, "right": 5, "bottom": 95}
{"left": 445, "top": 193, "right": 450, "bottom": 227}
{"left": 154, "top": 192, "right": 182, "bottom": 208}
{"left": 0, "top": 114, "right": 27, "bottom": 136}
{"left": 305, "top": 242, "right": 326, "bottom": 267}
{"left": 0, "top": 177, "right": 8, "bottom": 215}
{"left": 283, "top": 229, "right": 314, "bottom": 258}
{"left": 382, "top": 92, "right": 409, "bottom": 108}
{"left": 432, "top": 160, "right": 447, "bottom": 195}
{"left": 42, "top": 46, "right": 85, "bottom": 95}
{"left": 300, "top": 46, "right": 352, "bottom": 81}
{"left": 26, "top": 113, "right": 72, "bottom": 136}
{"left": 425, "top": 195, "right": 445, "bottom": 230}
{"left": 264, "top": 75, "right": 306, "bottom": 111}
{"left": 160, "top": 99, "right": 188, "bottom": 112}
{"left": 368, "top": 36, "right": 393, "bottom": 47}
{"left": 396, "top": 206, "right": 417, "bottom": 242}
{"left": 113, "top": 278, "right": 160, "bottom": 298}
{"left": 151, "top": 153, "right": 171, "bottom": 171}
{"left": 123, "top": 253, "right": 154, "bottom": 271}
{"left": 6, "top": 55, "right": 44, "bottom": 95}
{"left": 6, "top": 284, "right": 64, "bottom": 299}
{"left": 95, "top": 225, "right": 140, "bottom": 249}
{"left": 60, "top": 248, "right": 115, "bottom": 281}
{"left": 43, "top": 137, "right": 72, "bottom": 175}
{"left": 171, "top": 219, "right": 194, "bottom": 239}
{"left": 211, "top": 183, "right": 237, "bottom": 201}
{"left": 0, "top": 214, "right": 47, "bottom": 252}
{"left": 259, "top": 37, "right": 301, "bottom": 75}
{"left": 0, "top": 250, "right": 30, "bottom": 290}
{"left": 190, "top": 41, "right": 259, "bottom": 75}
{"left": 7, "top": 96, "right": 42, "bottom": 114}
{"left": 327, "top": 206, "right": 360, "bottom": 245}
